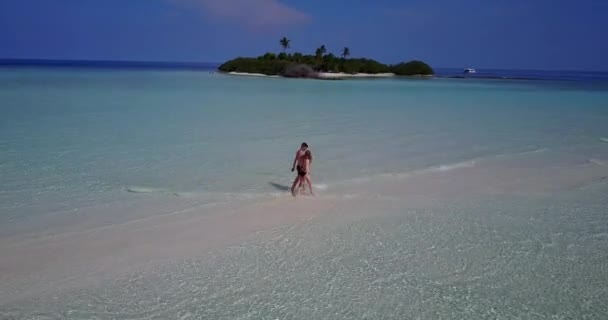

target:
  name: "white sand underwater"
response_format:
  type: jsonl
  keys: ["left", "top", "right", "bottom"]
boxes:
{"left": 2, "top": 147, "right": 608, "bottom": 319}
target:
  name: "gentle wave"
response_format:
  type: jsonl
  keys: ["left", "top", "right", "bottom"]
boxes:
{"left": 343, "top": 160, "right": 478, "bottom": 185}
{"left": 494, "top": 147, "right": 548, "bottom": 158}
{"left": 126, "top": 148, "right": 549, "bottom": 197}
{"left": 313, "top": 183, "right": 328, "bottom": 190}
{"left": 126, "top": 186, "right": 167, "bottom": 194}
{"left": 410, "top": 147, "right": 549, "bottom": 175}
{"left": 434, "top": 161, "right": 477, "bottom": 172}
{"left": 388, "top": 160, "right": 479, "bottom": 179}
{"left": 339, "top": 147, "right": 550, "bottom": 186}
{"left": 126, "top": 186, "right": 284, "bottom": 201}
{"left": 600, "top": 137, "right": 608, "bottom": 143}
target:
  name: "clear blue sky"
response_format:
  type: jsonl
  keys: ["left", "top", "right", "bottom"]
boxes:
{"left": 1, "top": 0, "right": 607, "bottom": 70}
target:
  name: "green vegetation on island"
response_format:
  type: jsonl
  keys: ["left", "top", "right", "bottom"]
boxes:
{"left": 218, "top": 37, "right": 434, "bottom": 77}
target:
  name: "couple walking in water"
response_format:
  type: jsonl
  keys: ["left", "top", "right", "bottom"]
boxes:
{"left": 291, "top": 142, "right": 314, "bottom": 196}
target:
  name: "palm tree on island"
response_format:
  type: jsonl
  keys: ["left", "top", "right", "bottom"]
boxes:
{"left": 280, "top": 37, "right": 290, "bottom": 53}
{"left": 315, "top": 45, "right": 327, "bottom": 59}
{"left": 341, "top": 47, "right": 350, "bottom": 59}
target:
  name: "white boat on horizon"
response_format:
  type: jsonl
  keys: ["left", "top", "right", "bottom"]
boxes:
{"left": 464, "top": 68, "right": 477, "bottom": 74}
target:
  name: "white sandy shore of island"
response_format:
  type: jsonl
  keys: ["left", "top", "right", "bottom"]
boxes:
{"left": 227, "top": 71, "right": 280, "bottom": 78}
{"left": 225, "top": 71, "right": 397, "bottom": 79}
{"left": 317, "top": 72, "right": 396, "bottom": 79}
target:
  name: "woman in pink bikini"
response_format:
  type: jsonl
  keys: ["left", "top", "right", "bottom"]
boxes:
{"left": 291, "top": 148, "right": 314, "bottom": 196}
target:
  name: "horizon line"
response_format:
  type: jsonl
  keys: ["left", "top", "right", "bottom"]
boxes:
{"left": 1, "top": 58, "right": 607, "bottom": 73}
{"left": 0, "top": 58, "right": 221, "bottom": 65}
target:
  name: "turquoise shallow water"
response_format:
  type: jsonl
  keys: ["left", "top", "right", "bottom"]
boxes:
{"left": 1, "top": 68, "right": 607, "bottom": 227}
{"left": 1, "top": 67, "right": 608, "bottom": 318}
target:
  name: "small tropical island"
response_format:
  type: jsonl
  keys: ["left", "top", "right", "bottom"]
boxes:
{"left": 218, "top": 37, "right": 434, "bottom": 80}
